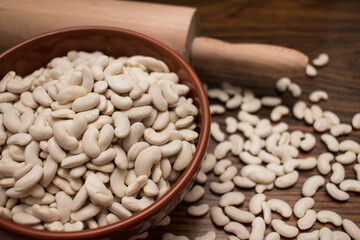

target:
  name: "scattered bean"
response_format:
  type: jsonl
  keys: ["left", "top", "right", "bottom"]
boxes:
{"left": 312, "top": 53, "right": 329, "bottom": 67}
{"left": 326, "top": 183, "right": 349, "bottom": 201}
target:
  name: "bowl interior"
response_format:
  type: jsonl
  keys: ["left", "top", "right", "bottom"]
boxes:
{"left": 0, "top": 27, "right": 210, "bottom": 240}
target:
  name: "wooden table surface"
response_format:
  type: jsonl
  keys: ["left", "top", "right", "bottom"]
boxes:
{"left": 142, "top": 0, "right": 360, "bottom": 239}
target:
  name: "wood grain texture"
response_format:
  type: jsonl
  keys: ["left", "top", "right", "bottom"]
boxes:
{"left": 141, "top": 0, "right": 360, "bottom": 239}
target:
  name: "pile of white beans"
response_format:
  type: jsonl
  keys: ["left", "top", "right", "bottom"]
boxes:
{"left": 159, "top": 53, "right": 360, "bottom": 240}
{"left": 0, "top": 51, "right": 200, "bottom": 231}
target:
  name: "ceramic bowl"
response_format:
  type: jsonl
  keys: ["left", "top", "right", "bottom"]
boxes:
{"left": 0, "top": 26, "right": 210, "bottom": 240}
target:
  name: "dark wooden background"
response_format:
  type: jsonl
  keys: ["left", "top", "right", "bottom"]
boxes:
{"left": 142, "top": 0, "right": 360, "bottom": 239}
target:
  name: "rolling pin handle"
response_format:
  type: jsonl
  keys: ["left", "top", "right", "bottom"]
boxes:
{"left": 190, "top": 37, "right": 308, "bottom": 77}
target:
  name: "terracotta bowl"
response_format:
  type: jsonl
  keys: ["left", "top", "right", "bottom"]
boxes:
{"left": 0, "top": 26, "right": 210, "bottom": 240}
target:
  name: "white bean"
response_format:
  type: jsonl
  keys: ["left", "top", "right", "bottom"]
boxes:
{"left": 220, "top": 166, "right": 237, "bottom": 182}
{"left": 14, "top": 165, "right": 43, "bottom": 192}
{"left": 309, "top": 90, "right": 328, "bottom": 103}
{"left": 300, "top": 133, "right": 316, "bottom": 151}
{"left": 332, "top": 231, "right": 350, "bottom": 240}
{"left": 173, "top": 141, "right": 193, "bottom": 171}
{"left": 219, "top": 192, "right": 245, "bottom": 207}
{"left": 336, "top": 151, "right": 356, "bottom": 165}
{"left": 122, "top": 196, "right": 154, "bottom": 212}
{"left": 288, "top": 82, "right": 301, "bottom": 97}
{"left": 209, "top": 104, "right": 225, "bottom": 115}
{"left": 32, "top": 204, "right": 60, "bottom": 223}
{"left": 342, "top": 219, "right": 360, "bottom": 240}
{"left": 226, "top": 94, "right": 243, "bottom": 109}
{"left": 317, "top": 152, "right": 334, "bottom": 175}
{"left": 297, "top": 157, "right": 318, "bottom": 170}
{"left": 55, "top": 191, "right": 72, "bottom": 223}
{"left": 326, "top": 183, "right": 349, "bottom": 201}
{"left": 200, "top": 154, "right": 217, "bottom": 173}
{"left": 260, "top": 184, "right": 279, "bottom": 195}
{"left": 82, "top": 127, "right": 100, "bottom": 157}
{"left": 258, "top": 150, "right": 280, "bottom": 164}
{"left": 210, "top": 206, "right": 230, "bottom": 226}
{"left": 133, "top": 146, "right": 161, "bottom": 177}
{"left": 266, "top": 132, "right": 281, "bottom": 153}
{"left": 321, "top": 133, "right": 339, "bottom": 152}
{"left": 187, "top": 204, "right": 209, "bottom": 217}
{"left": 183, "top": 185, "right": 205, "bottom": 203}
{"left": 162, "top": 233, "right": 189, "bottom": 240}
{"left": 72, "top": 93, "right": 100, "bottom": 112}
{"left": 312, "top": 53, "right": 329, "bottom": 67}
{"left": 270, "top": 105, "right": 289, "bottom": 122}
{"left": 44, "top": 221, "right": 64, "bottom": 231}
{"left": 255, "top": 119, "right": 272, "bottom": 138}
{"left": 339, "top": 140, "right": 360, "bottom": 153}
{"left": 261, "top": 96, "right": 281, "bottom": 107}
{"left": 354, "top": 164, "right": 360, "bottom": 181}
{"left": 297, "top": 230, "right": 319, "bottom": 240}
{"left": 275, "top": 77, "right": 291, "bottom": 92}
{"left": 237, "top": 111, "right": 259, "bottom": 126}
{"left": 302, "top": 175, "right": 325, "bottom": 197}
{"left": 265, "top": 232, "right": 280, "bottom": 240}
{"left": 81, "top": 66, "right": 94, "bottom": 92}
{"left": 233, "top": 176, "right": 256, "bottom": 188}
{"left": 352, "top": 113, "right": 360, "bottom": 129}
{"left": 294, "top": 197, "right": 315, "bottom": 218}
{"left": 339, "top": 179, "right": 360, "bottom": 192}
{"left": 207, "top": 88, "right": 229, "bottom": 102}
{"left": 261, "top": 201, "right": 272, "bottom": 225}
{"left": 249, "top": 217, "right": 265, "bottom": 240}
{"left": 225, "top": 117, "right": 238, "bottom": 134}
{"left": 317, "top": 210, "right": 342, "bottom": 226}
{"left": 310, "top": 104, "right": 322, "bottom": 119}
{"left": 224, "top": 221, "right": 249, "bottom": 239}
{"left": 249, "top": 193, "right": 266, "bottom": 215}
{"left": 241, "top": 98, "right": 261, "bottom": 113}
{"left": 305, "top": 64, "right": 317, "bottom": 77}
{"left": 0, "top": 71, "right": 15, "bottom": 92}
{"left": 229, "top": 134, "right": 244, "bottom": 155}
{"left": 267, "top": 199, "right": 292, "bottom": 218}
{"left": 271, "top": 219, "right": 299, "bottom": 238}
{"left": 319, "top": 227, "right": 333, "bottom": 240}
{"left": 214, "top": 141, "right": 233, "bottom": 159}
{"left": 71, "top": 203, "right": 102, "bottom": 222}
{"left": 239, "top": 151, "right": 262, "bottom": 165}
{"left": 224, "top": 206, "right": 255, "bottom": 224}
{"left": 293, "top": 101, "right": 307, "bottom": 120}
{"left": 330, "top": 163, "right": 345, "bottom": 184}
{"left": 210, "top": 181, "right": 234, "bottom": 194}
{"left": 330, "top": 123, "right": 352, "bottom": 137}
{"left": 242, "top": 165, "right": 276, "bottom": 184}
{"left": 274, "top": 170, "right": 299, "bottom": 189}
{"left": 297, "top": 209, "right": 316, "bottom": 230}
{"left": 210, "top": 122, "right": 225, "bottom": 142}
{"left": 278, "top": 131, "right": 291, "bottom": 146}
{"left": 12, "top": 211, "right": 41, "bottom": 225}
{"left": 237, "top": 122, "right": 254, "bottom": 138}
{"left": 314, "top": 118, "right": 332, "bottom": 132}
{"left": 126, "top": 175, "right": 147, "bottom": 196}
{"left": 304, "top": 107, "right": 314, "bottom": 125}
{"left": 194, "top": 231, "right": 216, "bottom": 240}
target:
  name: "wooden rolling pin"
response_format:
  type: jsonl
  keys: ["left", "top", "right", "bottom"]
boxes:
{"left": 0, "top": 0, "right": 308, "bottom": 77}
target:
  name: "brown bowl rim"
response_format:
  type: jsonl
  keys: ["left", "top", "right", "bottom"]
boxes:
{"left": 0, "top": 26, "right": 210, "bottom": 239}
